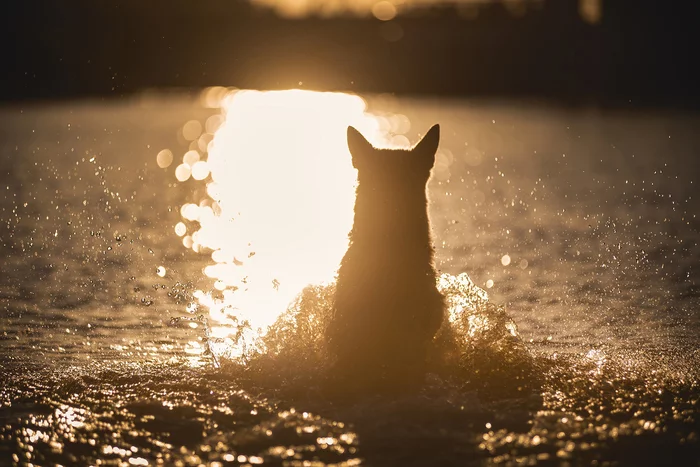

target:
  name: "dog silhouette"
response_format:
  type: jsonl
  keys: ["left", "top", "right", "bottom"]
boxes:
{"left": 327, "top": 124, "right": 446, "bottom": 383}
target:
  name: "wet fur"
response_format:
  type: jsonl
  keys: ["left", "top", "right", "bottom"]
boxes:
{"left": 327, "top": 125, "right": 446, "bottom": 379}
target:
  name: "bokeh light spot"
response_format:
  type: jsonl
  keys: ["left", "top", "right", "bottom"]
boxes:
{"left": 175, "top": 164, "right": 192, "bottom": 182}
{"left": 191, "top": 161, "right": 210, "bottom": 181}
{"left": 156, "top": 149, "right": 173, "bottom": 168}
{"left": 373, "top": 1, "right": 397, "bottom": 21}
{"left": 183, "top": 150, "right": 200, "bottom": 166}
{"left": 174, "top": 222, "right": 187, "bottom": 237}
{"left": 182, "top": 120, "right": 203, "bottom": 141}
{"left": 380, "top": 22, "right": 404, "bottom": 42}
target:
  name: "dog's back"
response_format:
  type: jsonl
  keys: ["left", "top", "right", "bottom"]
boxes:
{"left": 327, "top": 125, "right": 446, "bottom": 379}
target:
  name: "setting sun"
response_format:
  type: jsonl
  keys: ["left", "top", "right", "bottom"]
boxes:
{"left": 173, "top": 89, "right": 410, "bottom": 357}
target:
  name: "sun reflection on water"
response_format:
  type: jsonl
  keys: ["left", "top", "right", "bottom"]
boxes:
{"left": 169, "top": 89, "right": 409, "bottom": 362}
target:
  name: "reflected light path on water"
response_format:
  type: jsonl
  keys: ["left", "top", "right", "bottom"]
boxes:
{"left": 167, "top": 89, "right": 412, "bottom": 361}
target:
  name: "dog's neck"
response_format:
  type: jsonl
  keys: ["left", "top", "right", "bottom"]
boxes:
{"left": 348, "top": 182, "right": 434, "bottom": 261}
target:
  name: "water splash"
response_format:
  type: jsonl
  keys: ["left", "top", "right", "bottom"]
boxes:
{"left": 435, "top": 273, "right": 538, "bottom": 398}
{"left": 213, "top": 271, "right": 535, "bottom": 397}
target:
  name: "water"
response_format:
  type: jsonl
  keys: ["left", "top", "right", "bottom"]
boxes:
{"left": 1, "top": 92, "right": 699, "bottom": 465}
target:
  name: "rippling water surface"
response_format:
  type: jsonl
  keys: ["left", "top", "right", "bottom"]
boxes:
{"left": 1, "top": 92, "right": 698, "bottom": 465}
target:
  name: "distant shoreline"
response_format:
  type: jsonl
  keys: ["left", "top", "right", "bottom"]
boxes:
{"left": 5, "top": 0, "right": 699, "bottom": 108}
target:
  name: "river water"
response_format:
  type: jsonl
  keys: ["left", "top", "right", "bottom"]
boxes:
{"left": 1, "top": 91, "right": 698, "bottom": 466}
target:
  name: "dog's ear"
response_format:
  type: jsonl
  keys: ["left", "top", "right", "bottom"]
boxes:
{"left": 413, "top": 124, "right": 440, "bottom": 157}
{"left": 347, "top": 126, "right": 374, "bottom": 168}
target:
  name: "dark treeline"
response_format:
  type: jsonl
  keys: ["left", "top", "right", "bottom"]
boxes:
{"left": 5, "top": 0, "right": 700, "bottom": 108}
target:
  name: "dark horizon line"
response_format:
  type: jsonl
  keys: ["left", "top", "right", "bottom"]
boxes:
{"left": 5, "top": 86, "right": 700, "bottom": 113}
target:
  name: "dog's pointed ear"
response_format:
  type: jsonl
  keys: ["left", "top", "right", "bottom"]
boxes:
{"left": 347, "top": 126, "right": 374, "bottom": 168}
{"left": 413, "top": 124, "right": 440, "bottom": 156}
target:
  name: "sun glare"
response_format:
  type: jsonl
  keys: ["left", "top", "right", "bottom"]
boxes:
{"left": 169, "top": 89, "right": 409, "bottom": 360}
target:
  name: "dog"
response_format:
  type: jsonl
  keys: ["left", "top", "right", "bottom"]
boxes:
{"left": 327, "top": 124, "right": 446, "bottom": 383}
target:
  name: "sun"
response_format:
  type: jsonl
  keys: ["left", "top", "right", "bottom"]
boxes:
{"left": 170, "top": 89, "right": 411, "bottom": 360}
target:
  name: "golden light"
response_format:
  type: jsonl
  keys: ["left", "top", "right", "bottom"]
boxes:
{"left": 170, "top": 89, "right": 406, "bottom": 360}
{"left": 182, "top": 120, "right": 203, "bottom": 141}
{"left": 156, "top": 149, "right": 173, "bottom": 168}
{"left": 372, "top": 1, "right": 398, "bottom": 21}
{"left": 247, "top": 0, "right": 603, "bottom": 24}
{"left": 579, "top": 0, "right": 602, "bottom": 24}
{"left": 175, "top": 164, "right": 191, "bottom": 182}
